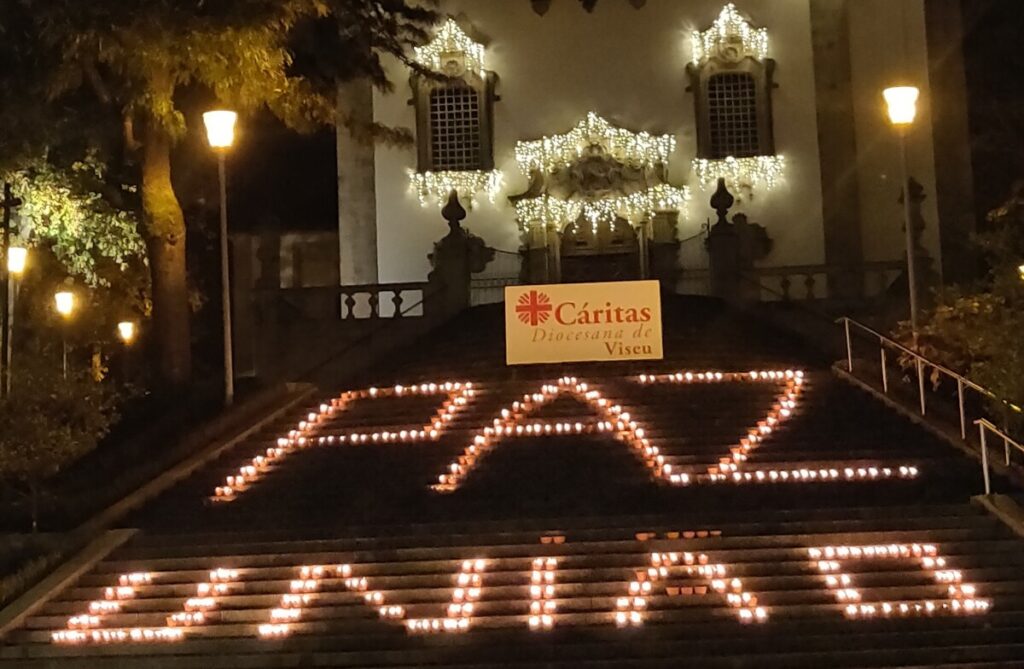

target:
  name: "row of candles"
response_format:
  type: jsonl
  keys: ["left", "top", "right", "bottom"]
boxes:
{"left": 53, "top": 541, "right": 990, "bottom": 645}
{"left": 434, "top": 376, "right": 688, "bottom": 491}
{"left": 615, "top": 551, "right": 767, "bottom": 626}
{"left": 809, "top": 544, "right": 990, "bottom": 618}
{"left": 213, "top": 382, "right": 474, "bottom": 502}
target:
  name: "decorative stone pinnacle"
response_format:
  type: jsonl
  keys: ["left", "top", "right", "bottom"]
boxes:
{"left": 710, "top": 178, "right": 735, "bottom": 226}
{"left": 442, "top": 190, "right": 467, "bottom": 230}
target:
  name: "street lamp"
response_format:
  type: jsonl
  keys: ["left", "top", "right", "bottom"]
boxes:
{"left": 2, "top": 246, "right": 26, "bottom": 397}
{"left": 54, "top": 290, "right": 75, "bottom": 379}
{"left": 117, "top": 321, "right": 137, "bottom": 345}
{"left": 203, "top": 109, "right": 237, "bottom": 406}
{"left": 884, "top": 85, "right": 921, "bottom": 347}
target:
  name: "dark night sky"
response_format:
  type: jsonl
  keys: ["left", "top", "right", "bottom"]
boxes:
{"left": 226, "top": 1, "right": 1024, "bottom": 234}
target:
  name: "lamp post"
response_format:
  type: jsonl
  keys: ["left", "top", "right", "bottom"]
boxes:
{"left": 884, "top": 85, "right": 921, "bottom": 347}
{"left": 203, "top": 110, "right": 238, "bottom": 407}
{"left": 54, "top": 290, "right": 75, "bottom": 379}
{"left": 2, "top": 246, "right": 26, "bottom": 397}
{"left": 117, "top": 321, "right": 137, "bottom": 345}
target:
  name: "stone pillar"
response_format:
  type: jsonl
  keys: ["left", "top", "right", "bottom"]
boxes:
{"left": 924, "top": 0, "right": 976, "bottom": 283}
{"left": 337, "top": 78, "right": 379, "bottom": 285}
{"left": 428, "top": 192, "right": 495, "bottom": 315}
{"left": 649, "top": 211, "right": 681, "bottom": 290}
{"left": 706, "top": 180, "right": 740, "bottom": 302}
{"left": 809, "top": 0, "right": 865, "bottom": 298}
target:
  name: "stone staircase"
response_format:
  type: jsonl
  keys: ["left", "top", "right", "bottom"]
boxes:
{"left": 2, "top": 296, "right": 1023, "bottom": 667}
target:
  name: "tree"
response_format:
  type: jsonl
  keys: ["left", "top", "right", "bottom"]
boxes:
{"left": 0, "top": 354, "right": 120, "bottom": 531}
{"left": 896, "top": 182, "right": 1024, "bottom": 424}
{"left": 17, "top": 0, "right": 436, "bottom": 387}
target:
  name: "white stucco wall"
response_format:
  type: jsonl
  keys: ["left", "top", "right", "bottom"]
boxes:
{"left": 372, "top": 0, "right": 830, "bottom": 284}
{"left": 847, "top": 0, "right": 942, "bottom": 267}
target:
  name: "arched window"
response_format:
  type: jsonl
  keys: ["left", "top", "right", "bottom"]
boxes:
{"left": 408, "top": 19, "right": 500, "bottom": 207}
{"left": 688, "top": 5, "right": 776, "bottom": 162}
{"left": 428, "top": 84, "right": 484, "bottom": 171}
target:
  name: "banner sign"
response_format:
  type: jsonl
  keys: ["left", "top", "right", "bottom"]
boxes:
{"left": 505, "top": 280, "right": 664, "bottom": 365}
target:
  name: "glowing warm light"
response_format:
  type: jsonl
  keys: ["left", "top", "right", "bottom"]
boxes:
{"left": 809, "top": 543, "right": 990, "bottom": 619}
{"left": 54, "top": 291, "right": 75, "bottom": 317}
{"left": 528, "top": 558, "right": 558, "bottom": 631}
{"left": 203, "top": 110, "right": 238, "bottom": 149}
{"left": 408, "top": 169, "right": 503, "bottom": 209}
{"left": 692, "top": 3, "right": 769, "bottom": 64}
{"left": 117, "top": 321, "right": 137, "bottom": 345}
{"left": 515, "top": 184, "right": 690, "bottom": 232}
{"left": 7, "top": 246, "right": 27, "bottom": 275}
{"left": 884, "top": 87, "right": 920, "bottom": 126}
{"left": 516, "top": 112, "right": 675, "bottom": 175}
{"left": 691, "top": 155, "right": 785, "bottom": 191}
{"left": 413, "top": 18, "right": 486, "bottom": 76}
{"left": 213, "top": 381, "right": 474, "bottom": 502}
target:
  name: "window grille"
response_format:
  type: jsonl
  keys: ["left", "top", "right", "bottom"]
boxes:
{"left": 707, "top": 72, "right": 760, "bottom": 159}
{"left": 429, "top": 85, "right": 482, "bottom": 170}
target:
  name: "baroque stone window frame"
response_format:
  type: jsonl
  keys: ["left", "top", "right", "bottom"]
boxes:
{"left": 687, "top": 28, "right": 776, "bottom": 160}
{"left": 411, "top": 69, "right": 497, "bottom": 173}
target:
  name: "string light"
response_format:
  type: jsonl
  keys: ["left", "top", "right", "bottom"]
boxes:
{"left": 408, "top": 169, "right": 503, "bottom": 209}
{"left": 692, "top": 3, "right": 769, "bottom": 64}
{"left": 516, "top": 112, "right": 676, "bottom": 175}
{"left": 691, "top": 155, "right": 785, "bottom": 191}
{"left": 413, "top": 18, "right": 486, "bottom": 77}
{"left": 514, "top": 184, "right": 690, "bottom": 233}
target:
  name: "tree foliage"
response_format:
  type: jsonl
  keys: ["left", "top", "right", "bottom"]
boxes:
{"left": 7, "top": 0, "right": 438, "bottom": 386}
{"left": 3, "top": 155, "right": 145, "bottom": 288}
{"left": 0, "top": 353, "right": 120, "bottom": 529}
{"left": 897, "top": 182, "right": 1024, "bottom": 419}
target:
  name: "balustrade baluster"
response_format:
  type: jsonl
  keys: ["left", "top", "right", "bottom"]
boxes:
{"left": 392, "top": 291, "right": 404, "bottom": 318}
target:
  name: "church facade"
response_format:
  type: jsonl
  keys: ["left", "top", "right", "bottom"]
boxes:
{"left": 334, "top": 0, "right": 973, "bottom": 299}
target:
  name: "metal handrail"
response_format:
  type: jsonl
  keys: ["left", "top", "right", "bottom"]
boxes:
{"left": 977, "top": 419, "right": 1024, "bottom": 495}
{"left": 839, "top": 316, "right": 1023, "bottom": 494}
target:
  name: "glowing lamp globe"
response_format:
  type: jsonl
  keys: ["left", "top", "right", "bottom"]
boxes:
{"left": 117, "top": 321, "right": 137, "bottom": 345}
{"left": 883, "top": 86, "right": 920, "bottom": 126}
{"left": 54, "top": 291, "right": 75, "bottom": 317}
{"left": 203, "top": 110, "right": 238, "bottom": 149}
{"left": 1019, "top": 264, "right": 1024, "bottom": 281}
{"left": 7, "top": 246, "right": 27, "bottom": 275}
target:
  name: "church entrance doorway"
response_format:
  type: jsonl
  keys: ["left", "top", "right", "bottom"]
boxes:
{"left": 559, "top": 218, "right": 643, "bottom": 284}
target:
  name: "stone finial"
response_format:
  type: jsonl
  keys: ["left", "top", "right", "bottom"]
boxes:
{"left": 442, "top": 190, "right": 466, "bottom": 232}
{"left": 710, "top": 178, "right": 735, "bottom": 227}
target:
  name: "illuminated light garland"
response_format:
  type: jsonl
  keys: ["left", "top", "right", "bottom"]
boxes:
{"left": 406, "top": 559, "right": 488, "bottom": 634}
{"left": 692, "top": 3, "right": 769, "bottom": 64}
{"left": 527, "top": 558, "right": 559, "bottom": 631}
{"left": 413, "top": 18, "right": 486, "bottom": 77}
{"left": 433, "top": 377, "right": 674, "bottom": 492}
{"left": 408, "top": 169, "right": 503, "bottom": 209}
{"left": 808, "top": 544, "right": 991, "bottom": 619}
{"left": 516, "top": 112, "right": 676, "bottom": 174}
{"left": 212, "top": 382, "right": 474, "bottom": 503}
{"left": 691, "top": 155, "right": 785, "bottom": 191}
{"left": 615, "top": 551, "right": 765, "bottom": 626}
{"left": 514, "top": 184, "right": 691, "bottom": 232}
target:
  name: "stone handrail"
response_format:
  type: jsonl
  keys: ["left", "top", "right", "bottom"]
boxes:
{"left": 747, "top": 260, "right": 904, "bottom": 302}
{"left": 267, "top": 281, "right": 432, "bottom": 320}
